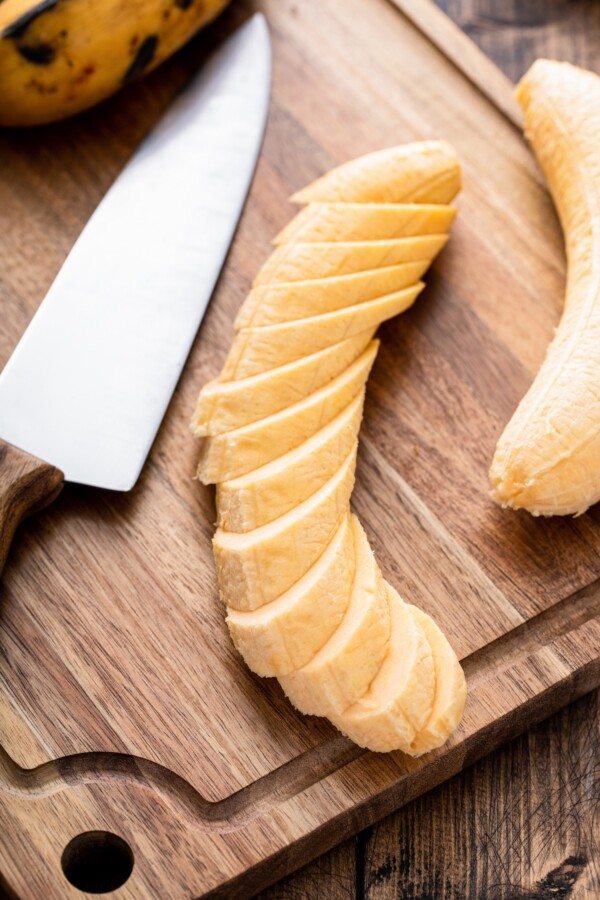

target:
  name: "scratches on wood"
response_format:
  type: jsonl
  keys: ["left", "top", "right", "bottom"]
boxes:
{"left": 360, "top": 694, "right": 600, "bottom": 898}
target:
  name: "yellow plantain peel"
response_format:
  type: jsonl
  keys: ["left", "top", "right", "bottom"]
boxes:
{"left": 0, "top": 0, "right": 230, "bottom": 126}
{"left": 490, "top": 60, "right": 600, "bottom": 517}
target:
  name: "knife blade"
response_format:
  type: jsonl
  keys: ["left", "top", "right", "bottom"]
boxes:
{"left": 0, "top": 13, "right": 270, "bottom": 497}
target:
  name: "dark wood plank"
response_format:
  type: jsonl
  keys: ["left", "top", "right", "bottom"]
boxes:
{"left": 258, "top": 4, "right": 600, "bottom": 899}
{"left": 257, "top": 836, "right": 358, "bottom": 900}
{"left": 436, "top": 0, "right": 600, "bottom": 81}
{"left": 362, "top": 692, "right": 600, "bottom": 898}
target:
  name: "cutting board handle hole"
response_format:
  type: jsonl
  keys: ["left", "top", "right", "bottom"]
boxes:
{"left": 61, "top": 831, "right": 134, "bottom": 894}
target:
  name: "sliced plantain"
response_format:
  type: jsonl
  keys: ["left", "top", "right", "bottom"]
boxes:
{"left": 279, "top": 516, "right": 391, "bottom": 717}
{"left": 291, "top": 142, "right": 461, "bottom": 205}
{"left": 408, "top": 605, "right": 467, "bottom": 756}
{"left": 196, "top": 342, "right": 377, "bottom": 483}
{"left": 216, "top": 391, "right": 365, "bottom": 532}
{"left": 214, "top": 446, "right": 357, "bottom": 610}
{"left": 221, "top": 287, "right": 420, "bottom": 380}
{"left": 275, "top": 203, "right": 456, "bottom": 245}
{"left": 330, "top": 584, "right": 435, "bottom": 753}
{"left": 226, "top": 513, "right": 355, "bottom": 676}
{"left": 236, "top": 261, "right": 430, "bottom": 330}
{"left": 192, "top": 142, "right": 465, "bottom": 752}
{"left": 253, "top": 236, "right": 447, "bottom": 285}
{"left": 192, "top": 330, "right": 373, "bottom": 436}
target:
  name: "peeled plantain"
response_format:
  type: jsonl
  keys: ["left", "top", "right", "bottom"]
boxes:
{"left": 490, "top": 60, "right": 600, "bottom": 517}
{"left": 0, "top": 0, "right": 230, "bottom": 126}
{"left": 192, "top": 143, "right": 467, "bottom": 754}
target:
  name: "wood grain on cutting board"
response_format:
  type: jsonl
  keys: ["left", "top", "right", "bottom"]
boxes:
{"left": 1, "top": 0, "right": 599, "bottom": 896}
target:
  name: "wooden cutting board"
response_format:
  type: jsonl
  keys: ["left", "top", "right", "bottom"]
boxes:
{"left": 1, "top": 0, "right": 599, "bottom": 896}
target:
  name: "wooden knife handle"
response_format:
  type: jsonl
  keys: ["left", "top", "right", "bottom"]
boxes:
{"left": 0, "top": 439, "right": 64, "bottom": 577}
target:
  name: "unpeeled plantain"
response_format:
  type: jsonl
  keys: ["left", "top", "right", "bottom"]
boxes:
{"left": 490, "top": 60, "right": 600, "bottom": 517}
{"left": 0, "top": 0, "right": 230, "bottom": 126}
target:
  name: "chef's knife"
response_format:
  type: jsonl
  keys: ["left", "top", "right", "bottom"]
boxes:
{"left": 0, "top": 14, "right": 270, "bottom": 573}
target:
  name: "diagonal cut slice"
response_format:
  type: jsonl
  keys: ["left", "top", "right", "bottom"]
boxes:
{"left": 221, "top": 286, "right": 420, "bottom": 381}
{"left": 235, "top": 262, "right": 430, "bottom": 330}
{"left": 214, "top": 447, "right": 357, "bottom": 610}
{"left": 275, "top": 203, "right": 456, "bottom": 245}
{"left": 291, "top": 142, "right": 460, "bottom": 205}
{"left": 226, "top": 513, "right": 355, "bottom": 676}
{"left": 407, "top": 605, "right": 467, "bottom": 756}
{"left": 196, "top": 342, "right": 377, "bottom": 483}
{"left": 253, "top": 236, "right": 447, "bottom": 285}
{"left": 216, "top": 390, "right": 365, "bottom": 532}
{"left": 329, "top": 584, "right": 435, "bottom": 753}
{"left": 279, "top": 516, "right": 390, "bottom": 717}
{"left": 192, "top": 330, "right": 373, "bottom": 436}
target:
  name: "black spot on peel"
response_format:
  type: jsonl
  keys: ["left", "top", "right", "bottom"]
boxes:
{"left": 26, "top": 77, "right": 58, "bottom": 94}
{"left": 17, "top": 42, "right": 55, "bottom": 64}
{"left": 123, "top": 34, "right": 158, "bottom": 83}
{"left": 3, "top": 0, "right": 59, "bottom": 39}
{"left": 73, "top": 64, "right": 95, "bottom": 84}
{"left": 175, "top": 0, "right": 193, "bottom": 8}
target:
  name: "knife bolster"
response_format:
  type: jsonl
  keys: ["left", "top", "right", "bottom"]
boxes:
{"left": 0, "top": 440, "right": 64, "bottom": 576}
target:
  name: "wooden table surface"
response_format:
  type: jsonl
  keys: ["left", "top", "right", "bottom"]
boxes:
{"left": 258, "top": 3, "right": 600, "bottom": 898}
